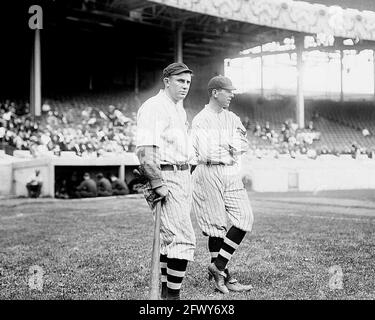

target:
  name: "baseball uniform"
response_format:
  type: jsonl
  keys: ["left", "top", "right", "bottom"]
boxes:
{"left": 135, "top": 62, "right": 195, "bottom": 300}
{"left": 190, "top": 75, "right": 254, "bottom": 294}
{"left": 191, "top": 106, "right": 254, "bottom": 237}
{"left": 137, "top": 89, "right": 196, "bottom": 261}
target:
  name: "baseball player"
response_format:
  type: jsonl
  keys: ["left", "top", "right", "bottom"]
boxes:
{"left": 191, "top": 75, "right": 254, "bottom": 294}
{"left": 135, "top": 62, "right": 196, "bottom": 300}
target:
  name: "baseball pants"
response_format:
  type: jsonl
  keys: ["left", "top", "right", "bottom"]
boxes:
{"left": 192, "top": 164, "right": 254, "bottom": 238}
{"left": 145, "top": 168, "right": 196, "bottom": 261}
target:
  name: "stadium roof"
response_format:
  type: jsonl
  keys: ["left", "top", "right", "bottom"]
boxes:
{"left": 55, "top": 0, "right": 291, "bottom": 61}
{"left": 302, "top": 0, "right": 375, "bottom": 11}
{"left": 46, "top": 0, "right": 375, "bottom": 63}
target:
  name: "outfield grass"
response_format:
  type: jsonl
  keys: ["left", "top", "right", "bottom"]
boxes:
{"left": 0, "top": 191, "right": 374, "bottom": 300}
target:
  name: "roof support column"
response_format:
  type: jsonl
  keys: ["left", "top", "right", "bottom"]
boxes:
{"left": 135, "top": 58, "right": 139, "bottom": 95}
{"left": 296, "top": 35, "right": 305, "bottom": 129}
{"left": 174, "top": 24, "right": 183, "bottom": 63}
{"left": 30, "top": 29, "right": 41, "bottom": 118}
{"left": 373, "top": 50, "right": 375, "bottom": 102}
{"left": 340, "top": 50, "right": 344, "bottom": 102}
{"left": 260, "top": 46, "right": 264, "bottom": 97}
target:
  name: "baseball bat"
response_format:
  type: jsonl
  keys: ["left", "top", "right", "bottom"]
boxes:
{"left": 149, "top": 200, "right": 162, "bottom": 300}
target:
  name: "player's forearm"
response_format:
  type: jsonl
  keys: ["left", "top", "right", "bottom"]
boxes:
{"left": 230, "top": 136, "right": 250, "bottom": 155}
{"left": 135, "top": 145, "right": 163, "bottom": 189}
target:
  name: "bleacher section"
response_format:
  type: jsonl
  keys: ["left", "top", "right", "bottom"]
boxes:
{"left": 2, "top": 92, "right": 375, "bottom": 159}
{"left": 313, "top": 100, "right": 375, "bottom": 135}
{"left": 229, "top": 95, "right": 375, "bottom": 154}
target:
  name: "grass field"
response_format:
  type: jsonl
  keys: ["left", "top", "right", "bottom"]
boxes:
{"left": 1, "top": 190, "right": 374, "bottom": 300}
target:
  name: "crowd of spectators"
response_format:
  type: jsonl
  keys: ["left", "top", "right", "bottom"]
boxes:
{"left": 1, "top": 95, "right": 139, "bottom": 157}
{"left": 245, "top": 115, "right": 375, "bottom": 160}
{"left": 2, "top": 95, "right": 374, "bottom": 161}
{"left": 249, "top": 118, "right": 321, "bottom": 159}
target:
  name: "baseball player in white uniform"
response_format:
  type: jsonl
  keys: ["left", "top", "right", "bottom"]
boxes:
{"left": 191, "top": 75, "right": 254, "bottom": 294}
{"left": 136, "top": 62, "right": 196, "bottom": 300}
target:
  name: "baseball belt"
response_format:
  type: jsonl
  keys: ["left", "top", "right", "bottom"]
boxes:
{"left": 160, "top": 164, "right": 189, "bottom": 171}
{"left": 204, "top": 161, "right": 234, "bottom": 166}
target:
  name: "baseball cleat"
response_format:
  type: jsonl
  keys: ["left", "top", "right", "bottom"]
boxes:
{"left": 208, "top": 263, "right": 229, "bottom": 294}
{"left": 224, "top": 269, "right": 253, "bottom": 292}
{"left": 225, "top": 278, "right": 253, "bottom": 292}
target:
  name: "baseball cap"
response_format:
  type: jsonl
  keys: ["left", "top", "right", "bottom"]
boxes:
{"left": 207, "top": 75, "right": 236, "bottom": 91}
{"left": 96, "top": 172, "right": 104, "bottom": 179}
{"left": 163, "top": 62, "right": 193, "bottom": 78}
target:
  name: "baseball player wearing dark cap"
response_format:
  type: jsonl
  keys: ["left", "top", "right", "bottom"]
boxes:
{"left": 191, "top": 75, "right": 254, "bottom": 294}
{"left": 136, "top": 62, "right": 196, "bottom": 300}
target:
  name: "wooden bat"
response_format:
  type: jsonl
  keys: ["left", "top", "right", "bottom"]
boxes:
{"left": 132, "top": 168, "right": 163, "bottom": 299}
{"left": 149, "top": 200, "right": 162, "bottom": 300}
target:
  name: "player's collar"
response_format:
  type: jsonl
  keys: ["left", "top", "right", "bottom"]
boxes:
{"left": 205, "top": 104, "right": 224, "bottom": 114}
{"left": 160, "top": 89, "right": 180, "bottom": 107}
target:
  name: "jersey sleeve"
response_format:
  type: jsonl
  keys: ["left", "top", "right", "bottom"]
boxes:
{"left": 230, "top": 114, "right": 250, "bottom": 155}
{"left": 190, "top": 118, "right": 200, "bottom": 163}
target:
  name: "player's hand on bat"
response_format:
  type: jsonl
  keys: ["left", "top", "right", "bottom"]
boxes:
{"left": 154, "top": 185, "right": 169, "bottom": 200}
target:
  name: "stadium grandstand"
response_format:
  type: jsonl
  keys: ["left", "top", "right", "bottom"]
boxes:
{"left": 1, "top": 0, "right": 375, "bottom": 198}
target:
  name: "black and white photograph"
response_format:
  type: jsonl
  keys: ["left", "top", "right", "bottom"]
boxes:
{"left": 1, "top": 0, "right": 374, "bottom": 307}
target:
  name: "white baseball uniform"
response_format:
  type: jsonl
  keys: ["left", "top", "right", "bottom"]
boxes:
{"left": 191, "top": 105, "right": 254, "bottom": 238}
{"left": 136, "top": 89, "right": 196, "bottom": 261}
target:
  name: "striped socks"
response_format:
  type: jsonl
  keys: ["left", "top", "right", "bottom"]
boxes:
{"left": 208, "top": 236, "right": 224, "bottom": 263}
{"left": 214, "top": 226, "right": 246, "bottom": 271}
{"left": 160, "top": 254, "right": 168, "bottom": 298}
{"left": 167, "top": 258, "right": 188, "bottom": 299}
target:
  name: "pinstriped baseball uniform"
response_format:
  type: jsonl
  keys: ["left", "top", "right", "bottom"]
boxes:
{"left": 191, "top": 105, "right": 254, "bottom": 238}
{"left": 136, "top": 89, "right": 196, "bottom": 261}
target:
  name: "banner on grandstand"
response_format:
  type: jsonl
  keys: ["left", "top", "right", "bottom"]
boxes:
{"left": 150, "top": 0, "right": 375, "bottom": 41}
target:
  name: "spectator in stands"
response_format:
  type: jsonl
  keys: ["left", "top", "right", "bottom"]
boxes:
{"left": 75, "top": 172, "right": 97, "bottom": 198}
{"left": 351, "top": 143, "right": 360, "bottom": 159}
{"left": 307, "top": 148, "right": 317, "bottom": 160}
{"left": 321, "top": 146, "right": 329, "bottom": 155}
{"left": 362, "top": 128, "right": 371, "bottom": 137}
{"left": 367, "top": 149, "right": 375, "bottom": 159}
{"left": 110, "top": 173, "right": 129, "bottom": 196}
{"left": 96, "top": 172, "right": 113, "bottom": 197}
{"left": 41, "top": 100, "right": 51, "bottom": 114}
{"left": 242, "top": 116, "right": 251, "bottom": 130}
{"left": 270, "top": 130, "right": 279, "bottom": 144}
{"left": 107, "top": 105, "right": 118, "bottom": 125}
{"left": 253, "top": 123, "right": 261, "bottom": 137}
{"left": 307, "top": 121, "right": 315, "bottom": 131}
{"left": 262, "top": 121, "right": 271, "bottom": 135}
{"left": 0, "top": 124, "right": 5, "bottom": 144}
{"left": 280, "top": 123, "right": 287, "bottom": 135}
{"left": 26, "top": 169, "right": 43, "bottom": 198}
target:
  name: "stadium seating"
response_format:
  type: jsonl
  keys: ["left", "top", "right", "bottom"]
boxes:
{"left": 229, "top": 95, "right": 375, "bottom": 156}
{"left": 2, "top": 92, "right": 375, "bottom": 159}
